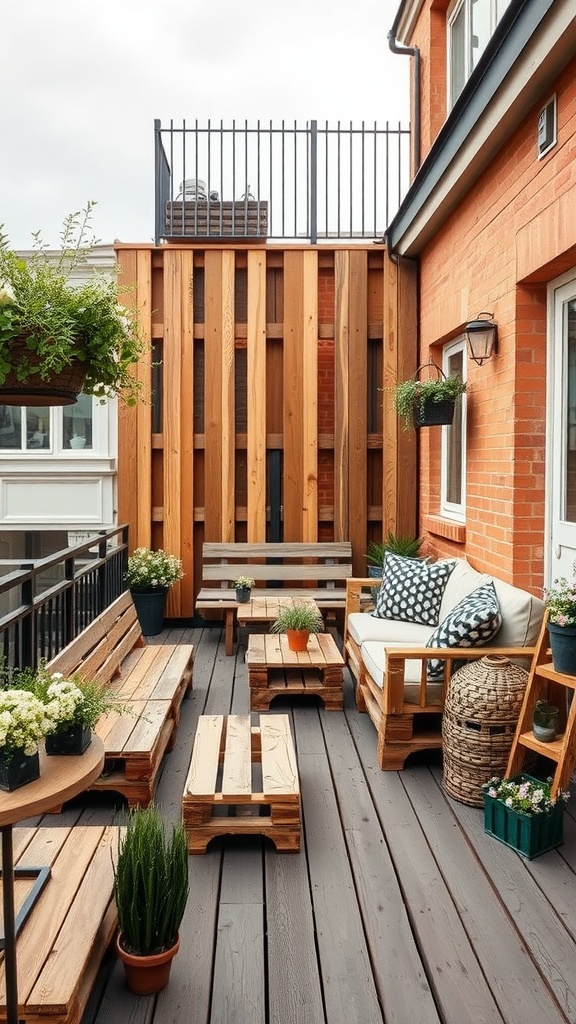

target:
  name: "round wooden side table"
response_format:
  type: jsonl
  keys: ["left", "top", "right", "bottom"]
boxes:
{"left": 0, "top": 739, "right": 105, "bottom": 1024}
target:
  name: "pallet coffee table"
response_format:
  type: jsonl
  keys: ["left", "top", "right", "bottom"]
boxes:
{"left": 245, "top": 633, "right": 345, "bottom": 711}
{"left": 182, "top": 714, "right": 300, "bottom": 854}
{"left": 236, "top": 595, "right": 319, "bottom": 629}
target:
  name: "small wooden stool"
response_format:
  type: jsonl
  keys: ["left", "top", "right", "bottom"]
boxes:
{"left": 182, "top": 714, "right": 301, "bottom": 854}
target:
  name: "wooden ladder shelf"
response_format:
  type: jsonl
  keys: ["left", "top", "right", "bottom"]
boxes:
{"left": 506, "top": 611, "right": 576, "bottom": 797}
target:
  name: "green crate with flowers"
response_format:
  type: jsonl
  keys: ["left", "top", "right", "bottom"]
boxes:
{"left": 482, "top": 774, "right": 570, "bottom": 859}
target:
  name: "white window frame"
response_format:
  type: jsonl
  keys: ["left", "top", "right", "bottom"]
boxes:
{"left": 0, "top": 398, "right": 110, "bottom": 457}
{"left": 440, "top": 338, "right": 467, "bottom": 522}
{"left": 447, "top": 0, "right": 512, "bottom": 109}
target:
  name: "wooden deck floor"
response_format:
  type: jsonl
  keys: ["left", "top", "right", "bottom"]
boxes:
{"left": 24, "top": 623, "right": 576, "bottom": 1024}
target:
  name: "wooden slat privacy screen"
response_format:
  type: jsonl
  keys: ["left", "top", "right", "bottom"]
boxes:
{"left": 116, "top": 244, "right": 416, "bottom": 618}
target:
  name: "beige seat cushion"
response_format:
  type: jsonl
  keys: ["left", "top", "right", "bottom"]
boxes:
{"left": 347, "top": 613, "right": 432, "bottom": 647}
{"left": 361, "top": 640, "right": 444, "bottom": 703}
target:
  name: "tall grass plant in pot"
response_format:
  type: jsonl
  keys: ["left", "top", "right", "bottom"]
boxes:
{"left": 113, "top": 804, "right": 189, "bottom": 995}
{"left": 270, "top": 603, "right": 324, "bottom": 652}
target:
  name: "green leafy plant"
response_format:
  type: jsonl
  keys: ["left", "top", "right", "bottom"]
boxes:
{"left": 0, "top": 202, "right": 145, "bottom": 404}
{"left": 233, "top": 576, "right": 255, "bottom": 589}
{"left": 482, "top": 775, "right": 569, "bottom": 814}
{"left": 543, "top": 570, "right": 576, "bottom": 626}
{"left": 366, "top": 532, "right": 423, "bottom": 568}
{"left": 392, "top": 374, "right": 466, "bottom": 430}
{"left": 113, "top": 804, "right": 189, "bottom": 956}
{"left": 125, "top": 547, "right": 184, "bottom": 590}
{"left": 270, "top": 604, "right": 324, "bottom": 634}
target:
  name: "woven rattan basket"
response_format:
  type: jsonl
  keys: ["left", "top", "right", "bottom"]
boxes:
{"left": 442, "top": 654, "right": 529, "bottom": 807}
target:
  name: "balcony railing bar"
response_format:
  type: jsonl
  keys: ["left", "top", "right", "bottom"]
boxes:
{"left": 155, "top": 118, "right": 410, "bottom": 244}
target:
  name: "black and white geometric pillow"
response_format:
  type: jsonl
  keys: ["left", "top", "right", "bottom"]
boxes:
{"left": 426, "top": 581, "right": 502, "bottom": 679}
{"left": 373, "top": 553, "right": 456, "bottom": 626}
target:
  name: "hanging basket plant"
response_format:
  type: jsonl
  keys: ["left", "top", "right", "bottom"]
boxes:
{"left": 392, "top": 360, "right": 467, "bottom": 430}
{"left": 0, "top": 202, "right": 145, "bottom": 407}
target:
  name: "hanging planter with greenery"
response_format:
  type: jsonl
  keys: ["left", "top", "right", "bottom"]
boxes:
{"left": 0, "top": 202, "right": 145, "bottom": 406}
{"left": 392, "top": 361, "right": 467, "bottom": 430}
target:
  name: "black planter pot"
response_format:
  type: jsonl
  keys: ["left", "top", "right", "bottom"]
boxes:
{"left": 46, "top": 724, "right": 92, "bottom": 755}
{"left": 130, "top": 587, "right": 168, "bottom": 636}
{"left": 0, "top": 749, "right": 40, "bottom": 792}
{"left": 235, "top": 586, "right": 252, "bottom": 604}
{"left": 413, "top": 396, "right": 456, "bottom": 428}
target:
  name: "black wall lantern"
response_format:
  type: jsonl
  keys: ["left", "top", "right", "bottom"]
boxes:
{"left": 465, "top": 312, "right": 498, "bottom": 365}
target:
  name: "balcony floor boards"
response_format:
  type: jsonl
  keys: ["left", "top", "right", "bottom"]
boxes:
{"left": 22, "top": 624, "right": 576, "bottom": 1024}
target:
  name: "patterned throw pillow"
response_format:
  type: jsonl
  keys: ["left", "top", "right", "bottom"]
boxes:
{"left": 373, "top": 554, "right": 456, "bottom": 626}
{"left": 426, "top": 581, "right": 502, "bottom": 679}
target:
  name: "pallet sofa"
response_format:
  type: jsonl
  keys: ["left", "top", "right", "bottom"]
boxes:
{"left": 46, "top": 590, "right": 194, "bottom": 808}
{"left": 195, "top": 541, "right": 353, "bottom": 655}
{"left": 344, "top": 556, "right": 545, "bottom": 770}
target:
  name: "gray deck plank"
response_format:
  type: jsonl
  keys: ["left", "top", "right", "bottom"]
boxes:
{"left": 25, "top": 621, "right": 571, "bottom": 1024}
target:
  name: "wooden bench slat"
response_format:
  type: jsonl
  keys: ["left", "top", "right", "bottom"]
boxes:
{"left": 261, "top": 715, "right": 300, "bottom": 796}
{"left": 221, "top": 715, "right": 252, "bottom": 797}
{"left": 202, "top": 542, "right": 352, "bottom": 558}
{"left": 186, "top": 715, "right": 224, "bottom": 796}
{"left": 202, "top": 564, "right": 351, "bottom": 582}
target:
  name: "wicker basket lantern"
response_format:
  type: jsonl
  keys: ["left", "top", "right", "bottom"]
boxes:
{"left": 442, "top": 654, "right": 529, "bottom": 807}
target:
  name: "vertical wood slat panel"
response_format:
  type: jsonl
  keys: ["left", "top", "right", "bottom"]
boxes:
{"left": 247, "top": 251, "right": 267, "bottom": 541}
{"left": 163, "top": 251, "right": 182, "bottom": 614}
{"left": 302, "top": 251, "right": 318, "bottom": 540}
{"left": 204, "top": 252, "right": 224, "bottom": 540}
{"left": 283, "top": 252, "right": 304, "bottom": 539}
{"left": 221, "top": 251, "right": 236, "bottom": 542}
{"left": 334, "top": 251, "right": 350, "bottom": 542}
{"left": 179, "top": 250, "right": 195, "bottom": 616}
{"left": 348, "top": 251, "right": 368, "bottom": 575}
{"left": 383, "top": 252, "right": 417, "bottom": 540}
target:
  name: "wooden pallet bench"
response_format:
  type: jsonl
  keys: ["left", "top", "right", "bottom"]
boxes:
{"left": 245, "top": 633, "right": 345, "bottom": 711}
{"left": 0, "top": 824, "right": 119, "bottom": 1024}
{"left": 46, "top": 591, "right": 194, "bottom": 808}
{"left": 182, "top": 714, "right": 300, "bottom": 854}
{"left": 195, "top": 541, "right": 353, "bottom": 655}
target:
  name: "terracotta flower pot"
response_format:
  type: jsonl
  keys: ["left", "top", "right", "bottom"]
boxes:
{"left": 286, "top": 628, "right": 310, "bottom": 652}
{"left": 116, "top": 932, "right": 180, "bottom": 995}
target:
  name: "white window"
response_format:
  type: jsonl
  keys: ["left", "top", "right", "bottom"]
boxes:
{"left": 448, "top": 0, "right": 512, "bottom": 108}
{"left": 0, "top": 394, "right": 101, "bottom": 454}
{"left": 441, "top": 339, "right": 467, "bottom": 521}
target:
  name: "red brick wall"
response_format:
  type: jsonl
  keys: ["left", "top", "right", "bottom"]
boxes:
{"left": 415, "top": 54, "right": 576, "bottom": 592}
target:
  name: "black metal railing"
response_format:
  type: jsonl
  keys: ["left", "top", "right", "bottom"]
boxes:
{"left": 155, "top": 119, "right": 411, "bottom": 244}
{"left": 0, "top": 525, "right": 129, "bottom": 673}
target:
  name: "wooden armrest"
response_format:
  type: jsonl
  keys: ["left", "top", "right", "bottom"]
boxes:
{"left": 385, "top": 645, "right": 536, "bottom": 663}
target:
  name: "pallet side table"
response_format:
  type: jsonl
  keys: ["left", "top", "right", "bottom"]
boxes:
{"left": 182, "top": 714, "right": 300, "bottom": 854}
{"left": 246, "top": 633, "right": 345, "bottom": 711}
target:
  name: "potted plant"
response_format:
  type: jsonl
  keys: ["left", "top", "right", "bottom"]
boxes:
{"left": 10, "top": 664, "right": 125, "bottom": 755}
{"left": 233, "top": 576, "right": 255, "bottom": 603}
{"left": 482, "top": 774, "right": 570, "bottom": 859}
{"left": 0, "top": 202, "right": 145, "bottom": 407}
{"left": 125, "top": 547, "right": 185, "bottom": 636}
{"left": 543, "top": 571, "right": 576, "bottom": 675}
{"left": 366, "top": 532, "right": 423, "bottom": 576}
{"left": 392, "top": 363, "right": 467, "bottom": 430}
{"left": 113, "top": 804, "right": 189, "bottom": 995}
{"left": 270, "top": 603, "right": 324, "bottom": 652}
{"left": 0, "top": 689, "right": 50, "bottom": 791}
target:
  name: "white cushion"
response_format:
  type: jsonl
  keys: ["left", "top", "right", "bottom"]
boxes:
{"left": 347, "top": 612, "right": 432, "bottom": 647}
{"left": 361, "top": 640, "right": 444, "bottom": 704}
{"left": 490, "top": 577, "right": 545, "bottom": 647}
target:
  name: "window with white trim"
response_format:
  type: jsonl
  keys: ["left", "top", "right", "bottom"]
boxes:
{"left": 448, "top": 0, "right": 512, "bottom": 108}
{"left": 0, "top": 394, "right": 101, "bottom": 453}
{"left": 441, "top": 339, "right": 467, "bottom": 521}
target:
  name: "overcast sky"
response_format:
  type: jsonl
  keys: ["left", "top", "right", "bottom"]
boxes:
{"left": 2, "top": 0, "right": 409, "bottom": 248}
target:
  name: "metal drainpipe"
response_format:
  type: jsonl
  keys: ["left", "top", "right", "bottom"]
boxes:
{"left": 387, "top": 30, "right": 421, "bottom": 174}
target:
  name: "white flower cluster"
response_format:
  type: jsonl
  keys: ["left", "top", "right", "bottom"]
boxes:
{"left": 125, "top": 547, "right": 185, "bottom": 590}
{"left": 0, "top": 689, "right": 52, "bottom": 756}
{"left": 45, "top": 675, "right": 84, "bottom": 726}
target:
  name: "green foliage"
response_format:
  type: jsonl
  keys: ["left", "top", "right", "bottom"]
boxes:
{"left": 9, "top": 663, "right": 125, "bottom": 730}
{"left": 482, "top": 775, "right": 569, "bottom": 815}
{"left": 113, "top": 805, "right": 189, "bottom": 956}
{"left": 392, "top": 375, "right": 466, "bottom": 429}
{"left": 366, "top": 532, "right": 423, "bottom": 567}
{"left": 233, "top": 576, "right": 255, "bottom": 589}
{"left": 0, "top": 203, "right": 145, "bottom": 404}
{"left": 270, "top": 604, "right": 324, "bottom": 634}
{"left": 125, "top": 547, "right": 184, "bottom": 590}
{"left": 543, "top": 572, "right": 576, "bottom": 626}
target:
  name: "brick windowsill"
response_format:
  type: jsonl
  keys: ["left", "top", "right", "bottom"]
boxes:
{"left": 423, "top": 516, "right": 466, "bottom": 545}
